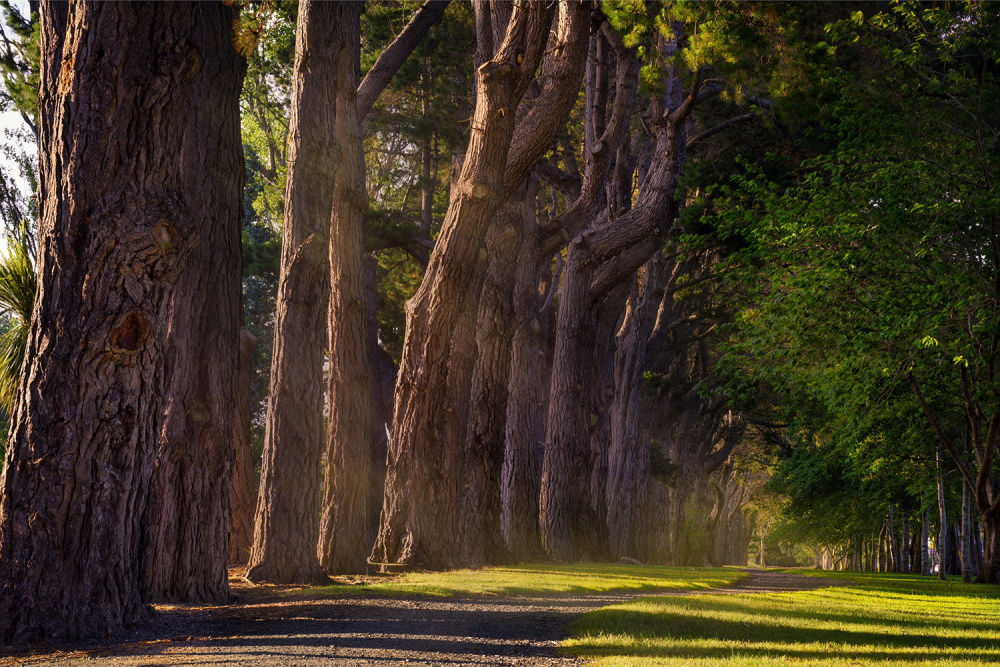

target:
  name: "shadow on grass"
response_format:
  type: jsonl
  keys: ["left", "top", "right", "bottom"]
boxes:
{"left": 566, "top": 576, "right": 1000, "bottom": 664}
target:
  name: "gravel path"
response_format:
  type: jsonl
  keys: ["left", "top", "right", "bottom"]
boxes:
{"left": 1, "top": 569, "right": 847, "bottom": 666}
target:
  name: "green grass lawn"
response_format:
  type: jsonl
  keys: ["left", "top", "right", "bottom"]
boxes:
{"left": 563, "top": 570, "right": 1000, "bottom": 665}
{"left": 299, "top": 562, "right": 746, "bottom": 599}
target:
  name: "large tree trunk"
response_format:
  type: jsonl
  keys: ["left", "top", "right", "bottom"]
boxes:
{"left": 607, "top": 255, "right": 666, "bottom": 559}
{"left": 246, "top": 0, "right": 339, "bottom": 584}
{"left": 141, "top": 54, "right": 246, "bottom": 598}
{"left": 460, "top": 193, "right": 526, "bottom": 565}
{"left": 371, "top": 2, "right": 552, "bottom": 569}
{"left": 539, "top": 242, "right": 603, "bottom": 560}
{"left": 230, "top": 329, "right": 258, "bottom": 565}
{"left": 0, "top": 0, "right": 242, "bottom": 641}
{"left": 501, "top": 234, "right": 553, "bottom": 559}
{"left": 318, "top": 2, "right": 374, "bottom": 575}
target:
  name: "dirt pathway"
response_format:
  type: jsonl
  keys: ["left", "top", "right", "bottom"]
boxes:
{"left": 2, "top": 569, "right": 847, "bottom": 666}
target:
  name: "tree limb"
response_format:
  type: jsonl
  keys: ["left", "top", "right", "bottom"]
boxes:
{"left": 356, "top": 0, "right": 451, "bottom": 119}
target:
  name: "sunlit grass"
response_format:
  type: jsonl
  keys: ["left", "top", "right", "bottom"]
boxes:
{"left": 563, "top": 570, "right": 1000, "bottom": 665}
{"left": 300, "top": 562, "right": 747, "bottom": 599}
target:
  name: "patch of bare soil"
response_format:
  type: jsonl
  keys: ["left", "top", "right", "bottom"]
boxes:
{"left": 0, "top": 569, "right": 848, "bottom": 666}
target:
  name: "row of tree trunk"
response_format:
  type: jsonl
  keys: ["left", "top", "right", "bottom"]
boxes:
{"left": 0, "top": 1, "right": 764, "bottom": 644}
{"left": 833, "top": 510, "right": 983, "bottom": 581}
{"left": 243, "top": 0, "right": 764, "bottom": 584}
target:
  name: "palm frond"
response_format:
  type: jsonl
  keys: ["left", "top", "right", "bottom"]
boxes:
{"left": 0, "top": 222, "right": 36, "bottom": 416}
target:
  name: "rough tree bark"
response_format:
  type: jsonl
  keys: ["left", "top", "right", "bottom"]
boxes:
{"left": 0, "top": 0, "right": 243, "bottom": 641}
{"left": 606, "top": 254, "right": 666, "bottom": 559}
{"left": 318, "top": 0, "right": 449, "bottom": 576}
{"left": 458, "top": 0, "right": 588, "bottom": 566}
{"left": 141, "top": 39, "right": 247, "bottom": 597}
{"left": 317, "top": 2, "right": 373, "bottom": 575}
{"left": 229, "top": 329, "right": 258, "bottom": 565}
{"left": 371, "top": 1, "right": 552, "bottom": 569}
{"left": 246, "top": 0, "right": 340, "bottom": 584}
{"left": 540, "top": 23, "right": 703, "bottom": 560}
{"left": 501, "top": 243, "right": 555, "bottom": 558}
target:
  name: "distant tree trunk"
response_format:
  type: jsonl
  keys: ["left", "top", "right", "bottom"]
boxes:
{"left": 902, "top": 515, "right": 911, "bottom": 573}
{"left": 318, "top": 2, "right": 374, "bottom": 575}
{"left": 455, "top": 3, "right": 587, "bottom": 567}
{"left": 371, "top": 3, "right": 553, "bottom": 569}
{"left": 367, "top": 258, "right": 395, "bottom": 548}
{"left": 246, "top": 0, "right": 339, "bottom": 584}
{"left": 888, "top": 508, "right": 900, "bottom": 572}
{"left": 313, "top": 0, "right": 449, "bottom": 575}
{"left": 876, "top": 521, "right": 886, "bottom": 572}
{"left": 921, "top": 507, "right": 931, "bottom": 575}
{"left": 539, "top": 241, "right": 604, "bottom": 560}
{"left": 586, "top": 293, "right": 627, "bottom": 559}
{"left": 971, "top": 521, "right": 983, "bottom": 576}
{"left": 460, "top": 191, "right": 528, "bottom": 565}
{"left": 229, "top": 329, "right": 258, "bottom": 565}
{"left": 960, "top": 478, "right": 973, "bottom": 581}
{"left": 936, "top": 443, "right": 948, "bottom": 580}
{"left": 0, "top": 0, "right": 242, "bottom": 641}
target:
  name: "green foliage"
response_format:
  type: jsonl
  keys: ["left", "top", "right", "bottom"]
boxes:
{"left": 0, "top": 221, "right": 35, "bottom": 459}
{"left": 702, "top": 1, "right": 1000, "bottom": 552}
{"left": 0, "top": 0, "right": 39, "bottom": 128}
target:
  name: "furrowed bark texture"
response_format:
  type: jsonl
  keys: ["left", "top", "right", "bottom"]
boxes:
{"left": 606, "top": 254, "right": 666, "bottom": 559}
{"left": 539, "top": 241, "right": 602, "bottom": 560}
{"left": 0, "top": 0, "right": 242, "bottom": 641}
{"left": 34, "top": 0, "right": 65, "bottom": 224}
{"left": 318, "top": 2, "right": 374, "bottom": 575}
{"left": 141, "top": 3, "right": 246, "bottom": 602}
{"left": 457, "top": 0, "right": 587, "bottom": 566}
{"left": 460, "top": 195, "right": 525, "bottom": 565}
{"left": 500, "top": 213, "right": 555, "bottom": 558}
{"left": 246, "top": 0, "right": 338, "bottom": 585}
{"left": 371, "top": 1, "right": 553, "bottom": 569}
{"left": 229, "top": 329, "right": 258, "bottom": 565}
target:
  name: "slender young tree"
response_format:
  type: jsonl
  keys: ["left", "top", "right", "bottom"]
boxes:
{"left": 0, "top": 0, "right": 244, "bottom": 641}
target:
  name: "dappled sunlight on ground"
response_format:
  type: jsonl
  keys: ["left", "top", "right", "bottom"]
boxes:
{"left": 564, "top": 571, "right": 1000, "bottom": 665}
